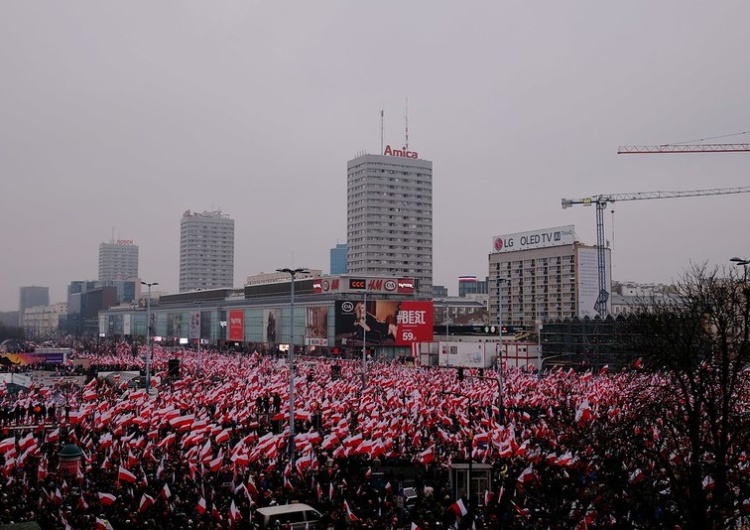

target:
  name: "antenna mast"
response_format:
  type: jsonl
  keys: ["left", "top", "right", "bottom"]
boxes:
{"left": 380, "top": 106, "right": 384, "bottom": 155}
{"left": 404, "top": 97, "right": 409, "bottom": 150}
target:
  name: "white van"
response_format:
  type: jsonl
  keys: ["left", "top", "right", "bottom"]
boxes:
{"left": 255, "top": 503, "right": 323, "bottom": 529}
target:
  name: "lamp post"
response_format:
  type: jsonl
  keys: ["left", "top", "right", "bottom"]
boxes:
{"left": 193, "top": 301, "right": 203, "bottom": 356}
{"left": 441, "top": 390, "right": 474, "bottom": 523}
{"left": 361, "top": 289, "right": 367, "bottom": 391}
{"left": 496, "top": 277, "right": 508, "bottom": 423}
{"left": 276, "top": 267, "right": 309, "bottom": 465}
{"left": 141, "top": 281, "right": 158, "bottom": 394}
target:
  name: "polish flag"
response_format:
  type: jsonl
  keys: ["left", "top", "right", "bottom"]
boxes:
{"left": 517, "top": 464, "right": 536, "bottom": 484}
{"left": 138, "top": 493, "right": 154, "bottom": 513}
{"left": 98, "top": 492, "right": 116, "bottom": 506}
{"left": 196, "top": 497, "right": 207, "bottom": 515}
{"left": 229, "top": 499, "right": 240, "bottom": 522}
{"left": 343, "top": 500, "right": 358, "bottom": 522}
{"left": 19, "top": 433, "right": 35, "bottom": 451}
{"left": 161, "top": 483, "right": 171, "bottom": 500}
{"left": 118, "top": 466, "right": 137, "bottom": 484}
{"left": 0, "top": 437, "right": 15, "bottom": 454}
{"left": 215, "top": 428, "right": 231, "bottom": 445}
{"left": 451, "top": 498, "right": 468, "bottom": 517}
{"left": 95, "top": 518, "right": 114, "bottom": 530}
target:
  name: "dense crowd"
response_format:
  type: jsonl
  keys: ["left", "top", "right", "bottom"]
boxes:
{"left": 0, "top": 344, "right": 748, "bottom": 529}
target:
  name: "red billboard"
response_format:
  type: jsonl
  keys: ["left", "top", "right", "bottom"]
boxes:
{"left": 228, "top": 310, "right": 244, "bottom": 341}
{"left": 394, "top": 300, "right": 433, "bottom": 345}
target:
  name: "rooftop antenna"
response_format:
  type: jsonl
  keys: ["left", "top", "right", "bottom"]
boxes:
{"left": 404, "top": 97, "right": 409, "bottom": 150}
{"left": 380, "top": 105, "right": 385, "bottom": 154}
{"left": 111, "top": 226, "right": 115, "bottom": 244}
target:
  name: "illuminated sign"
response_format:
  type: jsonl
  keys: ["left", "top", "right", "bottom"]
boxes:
{"left": 384, "top": 145, "right": 419, "bottom": 159}
{"left": 492, "top": 225, "right": 576, "bottom": 253}
{"left": 349, "top": 278, "right": 366, "bottom": 290}
{"left": 397, "top": 279, "right": 415, "bottom": 294}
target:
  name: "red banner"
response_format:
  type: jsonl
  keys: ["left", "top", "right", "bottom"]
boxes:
{"left": 395, "top": 300, "right": 433, "bottom": 345}
{"left": 228, "top": 310, "right": 244, "bottom": 341}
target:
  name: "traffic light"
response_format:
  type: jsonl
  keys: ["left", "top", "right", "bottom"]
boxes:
{"left": 457, "top": 367, "right": 464, "bottom": 381}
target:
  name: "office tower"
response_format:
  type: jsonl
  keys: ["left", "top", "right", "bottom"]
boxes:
{"left": 347, "top": 147, "right": 432, "bottom": 295}
{"left": 18, "top": 286, "right": 49, "bottom": 326}
{"left": 99, "top": 239, "right": 139, "bottom": 281}
{"left": 330, "top": 243, "right": 348, "bottom": 275}
{"left": 179, "top": 210, "right": 235, "bottom": 292}
{"left": 488, "top": 224, "right": 610, "bottom": 330}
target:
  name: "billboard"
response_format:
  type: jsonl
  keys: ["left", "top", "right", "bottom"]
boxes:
{"left": 492, "top": 225, "right": 576, "bottom": 253}
{"left": 263, "top": 309, "right": 280, "bottom": 343}
{"left": 123, "top": 314, "right": 132, "bottom": 335}
{"left": 228, "top": 310, "right": 244, "bottom": 341}
{"left": 305, "top": 306, "right": 329, "bottom": 346}
{"left": 335, "top": 300, "right": 433, "bottom": 346}
{"left": 189, "top": 311, "right": 201, "bottom": 339}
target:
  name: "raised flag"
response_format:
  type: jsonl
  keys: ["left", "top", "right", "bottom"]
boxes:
{"left": 196, "top": 497, "right": 207, "bottom": 515}
{"left": 98, "top": 492, "right": 116, "bottom": 506}
{"left": 139, "top": 493, "right": 154, "bottom": 513}
{"left": 118, "top": 466, "right": 137, "bottom": 484}
{"left": 161, "top": 483, "right": 171, "bottom": 500}
{"left": 343, "top": 499, "right": 358, "bottom": 522}
{"left": 95, "top": 517, "right": 114, "bottom": 530}
{"left": 0, "top": 437, "right": 15, "bottom": 453}
{"left": 451, "top": 498, "right": 468, "bottom": 517}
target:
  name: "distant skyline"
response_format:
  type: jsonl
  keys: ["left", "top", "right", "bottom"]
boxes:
{"left": 3, "top": 2, "right": 750, "bottom": 311}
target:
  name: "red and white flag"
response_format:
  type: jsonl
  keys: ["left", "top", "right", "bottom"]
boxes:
{"left": 196, "top": 497, "right": 207, "bottom": 515}
{"left": 95, "top": 517, "right": 114, "bottom": 530}
{"left": 0, "top": 437, "right": 14, "bottom": 453}
{"left": 98, "top": 492, "right": 116, "bottom": 506}
{"left": 139, "top": 493, "right": 154, "bottom": 513}
{"left": 451, "top": 498, "right": 468, "bottom": 517}
{"left": 161, "top": 483, "right": 171, "bottom": 500}
{"left": 118, "top": 466, "right": 137, "bottom": 484}
{"left": 343, "top": 499, "right": 359, "bottom": 522}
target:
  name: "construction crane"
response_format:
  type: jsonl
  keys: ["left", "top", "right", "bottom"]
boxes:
{"left": 561, "top": 187, "right": 750, "bottom": 318}
{"left": 618, "top": 130, "right": 750, "bottom": 154}
{"left": 618, "top": 144, "right": 750, "bottom": 154}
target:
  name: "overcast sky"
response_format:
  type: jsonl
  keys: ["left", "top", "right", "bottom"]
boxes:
{"left": 2, "top": 1, "right": 750, "bottom": 311}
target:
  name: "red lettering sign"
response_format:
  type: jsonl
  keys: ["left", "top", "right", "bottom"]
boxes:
{"left": 228, "top": 310, "right": 244, "bottom": 341}
{"left": 394, "top": 301, "right": 433, "bottom": 346}
{"left": 331, "top": 279, "right": 339, "bottom": 290}
{"left": 397, "top": 279, "right": 415, "bottom": 294}
{"left": 313, "top": 281, "right": 323, "bottom": 294}
{"left": 367, "top": 279, "right": 383, "bottom": 291}
{"left": 384, "top": 145, "right": 419, "bottom": 159}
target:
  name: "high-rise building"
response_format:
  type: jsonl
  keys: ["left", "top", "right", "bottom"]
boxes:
{"left": 488, "top": 225, "right": 611, "bottom": 331}
{"left": 99, "top": 239, "right": 139, "bottom": 281}
{"left": 18, "top": 286, "right": 49, "bottom": 326}
{"left": 330, "top": 243, "right": 348, "bottom": 275}
{"left": 347, "top": 148, "right": 432, "bottom": 296}
{"left": 179, "top": 210, "right": 235, "bottom": 292}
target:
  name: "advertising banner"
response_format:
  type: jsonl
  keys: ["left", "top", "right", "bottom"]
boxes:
{"left": 335, "top": 300, "right": 433, "bottom": 346}
{"left": 189, "top": 312, "right": 201, "bottom": 339}
{"left": 263, "top": 309, "right": 280, "bottom": 343}
{"left": 228, "top": 310, "right": 245, "bottom": 342}
{"left": 492, "top": 224, "right": 575, "bottom": 253}
{"left": 305, "top": 306, "right": 328, "bottom": 346}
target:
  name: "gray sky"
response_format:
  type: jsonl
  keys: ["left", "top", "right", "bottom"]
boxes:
{"left": 2, "top": 1, "right": 750, "bottom": 311}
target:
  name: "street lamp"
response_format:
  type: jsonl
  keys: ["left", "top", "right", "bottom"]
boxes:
{"left": 141, "top": 281, "right": 158, "bottom": 394}
{"left": 361, "top": 289, "right": 368, "bottom": 391}
{"left": 193, "top": 301, "right": 203, "bottom": 356}
{"left": 496, "top": 277, "right": 508, "bottom": 423}
{"left": 731, "top": 257, "right": 750, "bottom": 267}
{"left": 276, "top": 267, "right": 309, "bottom": 465}
{"left": 441, "top": 390, "right": 474, "bottom": 523}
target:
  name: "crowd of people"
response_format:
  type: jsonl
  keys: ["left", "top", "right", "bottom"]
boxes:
{"left": 0, "top": 343, "right": 748, "bottom": 529}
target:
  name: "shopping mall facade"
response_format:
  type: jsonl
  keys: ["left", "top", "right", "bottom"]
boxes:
{"left": 97, "top": 275, "right": 433, "bottom": 358}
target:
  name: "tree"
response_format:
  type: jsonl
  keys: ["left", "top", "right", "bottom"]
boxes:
{"left": 611, "top": 264, "right": 750, "bottom": 529}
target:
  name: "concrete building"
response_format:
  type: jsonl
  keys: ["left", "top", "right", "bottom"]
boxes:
{"left": 22, "top": 303, "right": 67, "bottom": 339}
{"left": 458, "top": 276, "right": 489, "bottom": 297}
{"left": 98, "top": 239, "right": 139, "bottom": 281}
{"left": 18, "top": 286, "right": 49, "bottom": 326}
{"left": 488, "top": 225, "right": 611, "bottom": 331}
{"left": 347, "top": 149, "right": 433, "bottom": 296}
{"left": 179, "top": 210, "right": 235, "bottom": 292}
{"left": 330, "top": 243, "right": 348, "bottom": 275}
